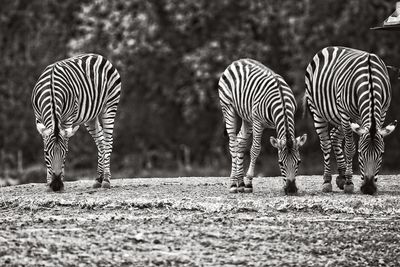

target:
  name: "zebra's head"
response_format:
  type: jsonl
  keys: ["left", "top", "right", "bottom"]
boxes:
{"left": 351, "top": 120, "right": 397, "bottom": 194}
{"left": 270, "top": 134, "right": 307, "bottom": 194}
{"left": 36, "top": 123, "right": 79, "bottom": 191}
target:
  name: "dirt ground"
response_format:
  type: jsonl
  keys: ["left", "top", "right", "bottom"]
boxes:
{"left": 1, "top": 175, "right": 400, "bottom": 266}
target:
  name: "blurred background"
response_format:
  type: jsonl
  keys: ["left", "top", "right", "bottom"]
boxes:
{"left": 1, "top": 0, "right": 400, "bottom": 185}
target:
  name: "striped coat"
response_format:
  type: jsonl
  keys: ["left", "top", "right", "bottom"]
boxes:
{"left": 218, "top": 59, "right": 307, "bottom": 194}
{"left": 304, "top": 46, "right": 396, "bottom": 194}
{"left": 32, "top": 54, "right": 121, "bottom": 191}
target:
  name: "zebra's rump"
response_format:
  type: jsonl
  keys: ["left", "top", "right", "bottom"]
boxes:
{"left": 218, "top": 58, "right": 296, "bottom": 127}
{"left": 32, "top": 54, "right": 121, "bottom": 128}
{"left": 305, "top": 46, "right": 391, "bottom": 127}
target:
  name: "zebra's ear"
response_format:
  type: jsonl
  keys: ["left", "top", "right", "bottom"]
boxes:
{"left": 61, "top": 125, "right": 80, "bottom": 138}
{"left": 270, "top": 136, "right": 284, "bottom": 149}
{"left": 379, "top": 120, "right": 397, "bottom": 137}
{"left": 36, "top": 123, "right": 51, "bottom": 137}
{"left": 270, "top": 136, "right": 279, "bottom": 148}
{"left": 296, "top": 134, "right": 307, "bottom": 147}
{"left": 351, "top": 123, "right": 367, "bottom": 136}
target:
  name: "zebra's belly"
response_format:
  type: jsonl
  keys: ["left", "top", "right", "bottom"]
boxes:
{"left": 72, "top": 92, "right": 109, "bottom": 125}
{"left": 232, "top": 103, "right": 253, "bottom": 123}
{"left": 74, "top": 110, "right": 103, "bottom": 125}
{"left": 233, "top": 105, "right": 275, "bottom": 129}
{"left": 69, "top": 105, "right": 104, "bottom": 126}
{"left": 311, "top": 101, "right": 341, "bottom": 127}
{"left": 314, "top": 104, "right": 359, "bottom": 128}
{"left": 309, "top": 89, "right": 360, "bottom": 127}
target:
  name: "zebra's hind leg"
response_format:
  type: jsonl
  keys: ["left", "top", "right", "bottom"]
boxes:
{"left": 235, "top": 121, "right": 252, "bottom": 193}
{"left": 313, "top": 113, "right": 333, "bottom": 192}
{"left": 221, "top": 105, "right": 240, "bottom": 193}
{"left": 245, "top": 121, "right": 263, "bottom": 193}
{"left": 85, "top": 119, "right": 105, "bottom": 189}
{"left": 330, "top": 128, "right": 346, "bottom": 190}
{"left": 99, "top": 105, "right": 118, "bottom": 189}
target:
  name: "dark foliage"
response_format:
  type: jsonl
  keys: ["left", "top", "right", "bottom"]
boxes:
{"left": 1, "top": 0, "right": 400, "bottom": 179}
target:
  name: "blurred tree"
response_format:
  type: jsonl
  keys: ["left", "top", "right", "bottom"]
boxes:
{"left": 69, "top": 0, "right": 305, "bottom": 173}
{"left": 1, "top": 0, "right": 400, "bottom": 180}
{"left": 0, "top": 0, "right": 85, "bottom": 175}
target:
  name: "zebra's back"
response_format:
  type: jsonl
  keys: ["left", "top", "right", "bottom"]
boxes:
{"left": 218, "top": 59, "right": 296, "bottom": 128}
{"left": 305, "top": 46, "right": 391, "bottom": 127}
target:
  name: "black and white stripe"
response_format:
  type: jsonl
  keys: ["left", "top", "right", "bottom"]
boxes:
{"left": 304, "top": 46, "right": 396, "bottom": 194}
{"left": 218, "top": 59, "right": 307, "bottom": 194}
{"left": 32, "top": 54, "right": 121, "bottom": 191}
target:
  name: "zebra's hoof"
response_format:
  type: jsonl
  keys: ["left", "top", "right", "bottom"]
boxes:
{"left": 237, "top": 182, "right": 245, "bottom": 193}
{"left": 336, "top": 175, "right": 345, "bottom": 190}
{"left": 229, "top": 186, "right": 238, "bottom": 193}
{"left": 93, "top": 181, "right": 102, "bottom": 189}
{"left": 244, "top": 184, "right": 253, "bottom": 193}
{"left": 322, "top": 182, "right": 332, "bottom": 193}
{"left": 101, "top": 181, "right": 111, "bottom": 189}
{"left": 344, "top": 183, "right": 354, "bottom": 194}
{"left": 244, "top": 188, "right": 253, "bottom": 193}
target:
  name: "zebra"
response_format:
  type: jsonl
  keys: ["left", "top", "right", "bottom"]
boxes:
{"left": 304, "top": 46, "right": 396, "bottom": 195}
{"left": 218, "top": 59, "right": 307, "bottom": 194}
{"left": 32, "top": 54, "right": 121, "bottom": 191}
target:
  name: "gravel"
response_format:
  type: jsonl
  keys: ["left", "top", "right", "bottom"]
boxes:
{"left": 1, "top": 175, "right": 400, "bottom": 266}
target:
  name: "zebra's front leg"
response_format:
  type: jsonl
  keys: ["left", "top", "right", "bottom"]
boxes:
{"left": 313, "top": 114, "right": 333, "bottom": 192}
{"left": 85, "top": 119, "right": 105, "bottom": 188}
{"left": 100, "top": 107, "right": 118, "bottom": 189}
{"left": 342, "top": 123, "right": 356, "bottom": 194}
{"left": 330, "top": 128, "right": 346, "bottom": 190}
{"left": 245, "top": 122, "right": 262, "bottom": 193}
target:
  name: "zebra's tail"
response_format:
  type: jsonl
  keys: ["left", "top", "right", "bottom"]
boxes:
{"left": 301, "top": 93, "right": 311, "bottom": 119}
{"left": 367, "top": 54, "right": 377, "bottom": 137}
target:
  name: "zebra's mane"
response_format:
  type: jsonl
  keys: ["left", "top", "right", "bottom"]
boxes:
{"left": 367, "top": 54, "right": 376, "bottom": 139}
{"left": 50, "top": 63, "right": 60, "bottom": 139}
{"left": 274, "top": 76, "right": 293, "bottom": 149}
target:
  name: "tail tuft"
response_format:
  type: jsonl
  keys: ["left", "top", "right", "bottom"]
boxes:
{"left": 301, "top": 93, "right": 310, "bottom": 119}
